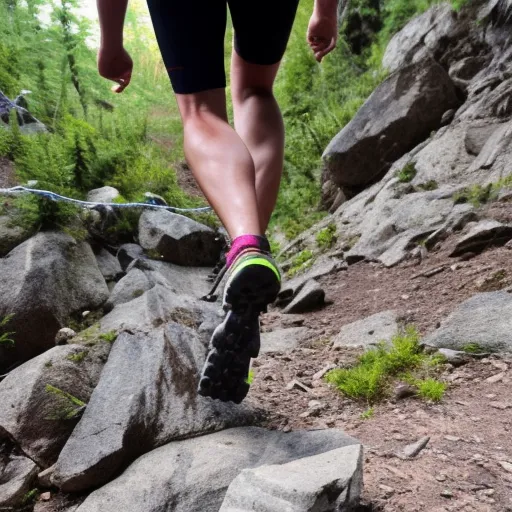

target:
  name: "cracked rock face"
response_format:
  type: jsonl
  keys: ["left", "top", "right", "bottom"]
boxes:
{"left": 73, "top": 427, "right": 361, "bottom": 512}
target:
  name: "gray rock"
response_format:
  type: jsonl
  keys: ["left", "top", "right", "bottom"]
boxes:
{"left": 86, "top": 186, "right": 120, "bottom": 204}
{"left": 0, "top": 343, "right": 108, "bottom": 468}
{"left": 0, "top": 216, "right": 32, "bottom": 257}
{"left": 383, "top": 4, "right": 458, "bottom": 73}
{"left": 116, "top": 243, "right": 144, "bottom": 271}
{"left": 219, "top": 444, "right": 363, "bottom": 512}
{"left": 323, "top": 59, "right": 460, "bottom": 189}
{"left": 38, "top": 465, "right": 55, "bottom": 488}
{"left": 423, "top": 292, "right": 512, "bottom": 352}
{"left": 400, "top": 437, "right": 430, "bottom": 459}
{"left": 53, "top": 325, "right": 253, "bottom": 492}
{"left": 333, "top": 311, "right": 399, "bottom": 349}
{"left": 261, "top": 327, "right": 310, "bottom": 354}
{"left": 74, "top": 427, "right": 360, "bottom": 512}
{"left": 464, "top": 122, "right": 501, "bottom": 156}
{"left": 0, "top": 453, "right": 39, "bottom": 507}
{"left": 450, "top": 220, "right": 512, "bottom": 256}
{"left": 449, "top": 56, "right": 490, "bottom": 91}
{"left": 0, "top": 232, "right": 109, "bottom": 372}
{"left": 277, "top": 257, "right": 344, "bottom": 305}
{"left": 436, "top": 348, "right": 471, "bottom": 367}
{"left": 138, "top": 210, "right": 222, "bottom": 266}
{"left": 94, "top": 248, "right": 123, "bottom": 281}
{"left": 108, "top": 268, "right": 154, "bottom": 307}
{"left": 283, "top": 280, "right": 325, "bottom": 314}
{"left": 55, "top": 328, "right": 77, "bottom": 346}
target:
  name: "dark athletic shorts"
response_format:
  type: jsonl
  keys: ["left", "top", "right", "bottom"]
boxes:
{"left": 146, "top": 0, "right": 299, "bottom": 94}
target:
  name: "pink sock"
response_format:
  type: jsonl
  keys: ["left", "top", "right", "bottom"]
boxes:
{"left": 226, "top": 235, "right": 263, "bottom": 267}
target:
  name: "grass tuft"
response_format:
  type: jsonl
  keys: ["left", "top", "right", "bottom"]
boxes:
{"left": 326, "top": 326, "right": 446, "bottom": 404}
{"left": 396, "top": 162, "right": 417, "bottom": 183}
{"left": 316, "top": 223, "right": 338, "bottom": 251}
{"left": 287, "top": 249, "right": 314, "bottom": 278}
{"left": 99, "top": 331, "right": 118, "bottom": 343}
{"left": 0, "top": 314, "right": 15, "bottom": 347}
{"left": 415, "top": 378, "right": 446, "bottom": 401}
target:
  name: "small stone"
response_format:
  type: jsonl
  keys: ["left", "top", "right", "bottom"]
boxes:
{"left": 82, "top": 310, "right": 91, "bottom": 318}
{"left": 401, "top": 294, "right": 410, "bottom": 300}
{"left": 444, "top": 435, "right": 461, "bottom": 442}
{"left": 285, "top": 379, "right": 311, "bottom": 393}
{"left": 490, "top": 401, "right": 512, "bottom": 410}
{"left": 54, "top": 328, "right": 76, "bottom": 346}
{"left": 282, "top": 426, "right": 291, "bottom": 433}
{"left": 40, "top": 492, "right": 51, "bottom": 501}
{"left": 38, "top": 465, "right": 56, "bottom": 488}
{"left": 435, "top": 474, "right": 447, "bottom": 482}
{"left": 490, "top": 360, "right": 508, "bottom": 371}
{"left": 483, "top": 489, "right": 495, "bottom": 496}
{"left": 394, "top": 383, "right": 416, "bottom": 399}
{"left": 313, "top": 364, "right": 336, "bottom": 381}
{"left": 400, "top": 436, "right": 430, "bottom": 459}
{"left": 379, "top": 484, "right": 395, "bottom": 497}
{"left": 440, "top": 489, "right": 453, "bottom": 499}
{"left": 498, "top": 461, "right": 512, "bottom": 473}
{"left": 486, "top": 372, "right": 505, "bottom": 383}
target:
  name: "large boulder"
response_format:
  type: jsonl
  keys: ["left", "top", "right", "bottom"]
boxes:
{"left": 219, "top": 444, "right": 363, "bottom": 512}
{"left": 423, "top": 292, "right": 512, "bottom": 353}
{"left": 138, "top": 210, "right": 222, "bottom": 266}
{"left": 382, "top": 3, "right": 459, "bottom": 73}
{"left": 86, "top": 186, "right": 120, "bottom": 204}
{"left": 0, "top": 343, "right": 110, "bottom": 468}
{"left": 0, "top": 232, "right": 109, "bottom": 371}
{"left": 74, "top": 427, "right": 361, "bottom": 512}
{"left": 323, "top": 58, "right": 461, "bottom": 189}
{"left": 52, "top": 325, "right": 254, "bottom": 492}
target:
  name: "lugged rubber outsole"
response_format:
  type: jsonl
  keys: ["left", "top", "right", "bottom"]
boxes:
{"left": 198, "top": 262, "right": 280, "bottom": 404}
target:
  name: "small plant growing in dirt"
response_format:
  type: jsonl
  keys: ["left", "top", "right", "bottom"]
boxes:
{"left": 325, "top": 327, "right": 446, "bottom": 404}
{"left": 416, "top": 180, "right": 439, "bottom": 191}
{"left": 396, "top": 162, "right": 417, "bottom": 183}
{"left": 67, "top": 350, "right": 88, "bottom": 363}
{"left": 415, "top": 378, "right": 446, "bottom": 402}
{"left": 287, "top": 249, "right": 314, "bottom": 278}
{"left": 453, "top": 184, "right": 493, "bottom": 207}
{"left": 45, "top": 384, "right": 86, "bottom": 420}
{"left": 360, "top": 407, "right": 375, "bottom": 420}
{"left": 22, "top": 489, "right": 39, "bottom": 505}
{"left": 0, "top": 314, "right": 15, "bottom": 347}
{"left": 316, "top": 223, "right": 338, "bottom": 251}
{"left": 462, "top": 342, "right": 485, "bottom": 354}
{"left": 99, "top": 331, "right": 118, "bottom": 343}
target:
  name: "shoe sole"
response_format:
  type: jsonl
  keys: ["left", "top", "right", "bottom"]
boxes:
{"left": 198, "top": 263, "right": 280, "bottom": 404}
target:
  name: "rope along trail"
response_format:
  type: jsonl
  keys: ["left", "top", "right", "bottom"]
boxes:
{"left": 0, "top": 186, "right": 212, "bottom": 213}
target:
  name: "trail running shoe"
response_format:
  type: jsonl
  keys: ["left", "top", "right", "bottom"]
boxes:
{"left": 198, "top": 235, "right": 281, "bottom": 404}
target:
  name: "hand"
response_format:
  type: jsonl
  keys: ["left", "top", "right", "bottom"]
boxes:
{"left": 307, "top": 12, "right": 337, "bottom": 62}
{"left": 97, "top": 45, "right": 133, "bottom": 93}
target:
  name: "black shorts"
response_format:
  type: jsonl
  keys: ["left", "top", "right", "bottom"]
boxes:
{"left": 146, "top": 0, "right": 299, "bottom": 94}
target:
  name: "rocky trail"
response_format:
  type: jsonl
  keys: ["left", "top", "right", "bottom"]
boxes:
{"left": 2, "top": 0, "right": 512, "bottom": 510}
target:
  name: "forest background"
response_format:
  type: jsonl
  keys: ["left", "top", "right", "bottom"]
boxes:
{"left": 0, "top": 0, "right": 467, "bottom": 247}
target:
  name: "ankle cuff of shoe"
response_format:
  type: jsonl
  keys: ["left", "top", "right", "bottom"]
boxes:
{"left": 226, "top": 235, "right": 270, "bottom": 267}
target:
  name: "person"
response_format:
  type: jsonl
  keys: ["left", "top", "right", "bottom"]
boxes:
{"left": 96, "top": 0, "right": 338, "bottom": 403}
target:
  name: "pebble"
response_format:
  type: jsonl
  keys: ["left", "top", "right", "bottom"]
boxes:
{"left": 312, "top": 364, "right": 336, "bottom": 381}
{"left": 490, "top": 360, "right": 508, "bottom": 371}
{"left": 285, "top": 379, "right": 311, "bottom": 392}
{"left": 498, "top": 461, "right": 512, "bottom": 473}
{"left": 379, "top": 484, "right": 395, "bottom": 498}
{"left": 435, "top": 474, "right": 447, "bottom": 482}
{"left": 444, "top": 435, "right": 461, "bottom": 442}
{"left": 40, "top": 492, "right": 51, "bottom": 501}
{"left": 400, "top": 436, "right": 430, "bottom": 459}
{"left": 440, "top": 489, "right": 453, "bottom": 499}
{"left": 490, "top": 401, "right": 512, "bottom": 410}
{"left": 486, "top": 372, "right": 505, "bottom": 383}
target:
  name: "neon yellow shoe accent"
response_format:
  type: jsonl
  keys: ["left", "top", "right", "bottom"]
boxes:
{"left": 230, "top": 256, "right": 281, "bottom": 282}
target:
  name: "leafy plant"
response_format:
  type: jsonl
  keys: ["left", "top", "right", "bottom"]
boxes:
{"left": 415, "top": 378, "right": 446, "bottom": 401}
{"left": 316, "top": 223, "right": 338, "bottom": 251}
{"left": 462, "top": 342, "right": 485, "bottom": 354}
{"left": 99, "top": 331, "right": 118, "bottom": 343}
{"left": 360, "top": 407, "right": 375, "bottom": 420}
{"left": 245, "top": 369, "right": 255, "bottom": 385}
{"left": 0, "top": 314, "right": 15, "bottom": 348}
{"left": 396, "top": 162, "right": 417, "bottom": 183}
{"left": 67, "top": 350, "right": 88, "bottom": 363}
{"left": 287, "top": 249, "right": 314, "bottom": 277}
{"left": 45, "top": 384, "right": 86, "bottom": 420}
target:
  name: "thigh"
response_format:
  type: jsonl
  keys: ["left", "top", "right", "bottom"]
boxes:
{"left": 228, "top": 0, "right": 299, "bottom": 66}
{"left": 146, "top": 0, "right": 228, "bottom": 94}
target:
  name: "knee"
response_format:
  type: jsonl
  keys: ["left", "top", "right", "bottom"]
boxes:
{"left": 234, "top": 85, "right": 274, "bottom": 103}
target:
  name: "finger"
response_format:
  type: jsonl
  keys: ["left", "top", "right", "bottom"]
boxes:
{"left": 316, "top": 38, "right": 336, "bottom": 62}
{"left": 111, "top": 71, "right": 132, "bottom": 94}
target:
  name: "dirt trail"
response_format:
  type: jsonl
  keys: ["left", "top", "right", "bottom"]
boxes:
{"left": 248, "top": 205, "right": 512, "bottom": 511}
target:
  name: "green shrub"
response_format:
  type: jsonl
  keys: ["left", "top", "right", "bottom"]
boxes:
{"left": 416, "top": 378, "right": 446, "bottom": 401}
{"left": 99, "top": 331, "right": 118, "bottom": 343}
{"left": 326, "top": 326, "right": 446, "bottom": 404}
{"left": 316, "top": 223, "right": 338, "bottom": 251}
{"left": 287, "top": 249, "right": 314, "bottom": 277}
{"left": 396, "top": 162, "right": 417, "bottom": 183}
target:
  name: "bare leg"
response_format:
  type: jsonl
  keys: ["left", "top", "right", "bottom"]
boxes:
{"left": 175, "top": 89, "right": 262, "bottom": 239}
{"left": 230, "top": 51, "right": 284, "bottom": 233}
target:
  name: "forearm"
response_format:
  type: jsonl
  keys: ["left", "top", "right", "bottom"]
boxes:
{"left": 314, "top": 0, "right": 338, "bottom": 16}
{"left": 97, "top": 0, "right": 128, "bottom": 49}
